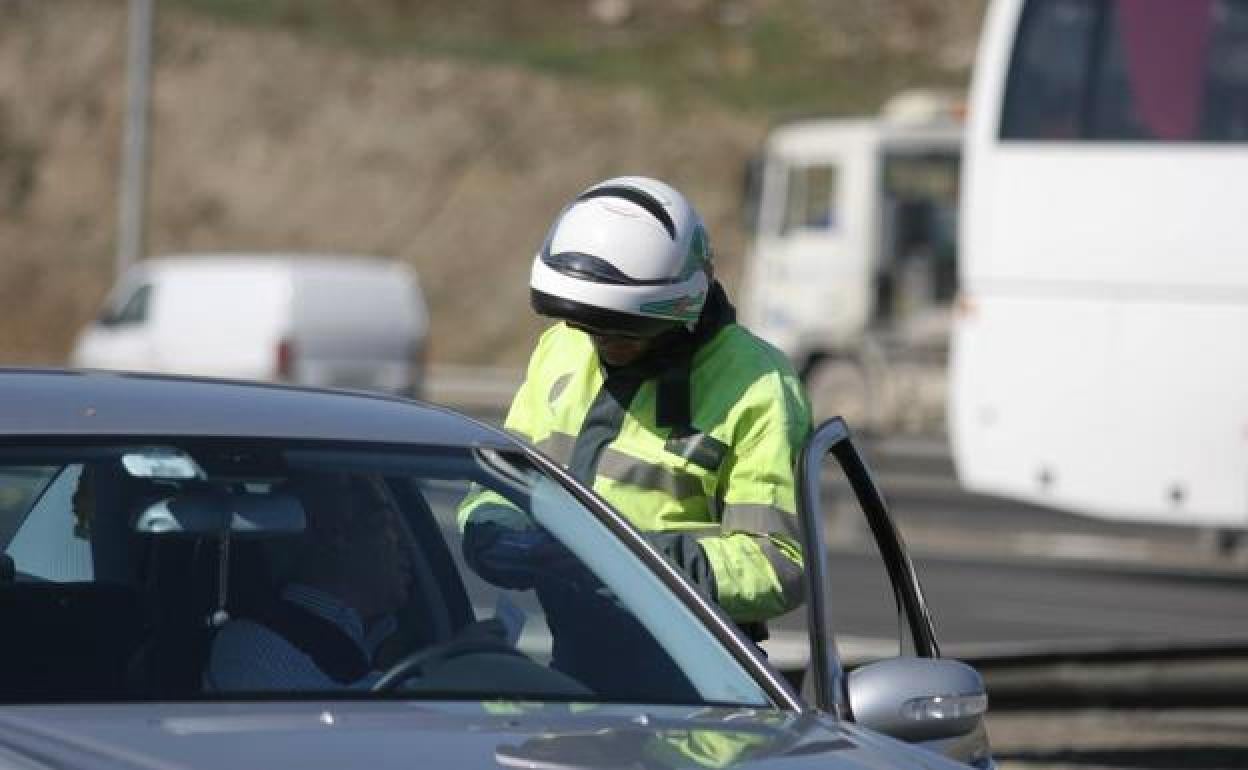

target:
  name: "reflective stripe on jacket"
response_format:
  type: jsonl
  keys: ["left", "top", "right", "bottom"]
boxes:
{"left": 461, "top": 321, "right": 812, "bottom": 623}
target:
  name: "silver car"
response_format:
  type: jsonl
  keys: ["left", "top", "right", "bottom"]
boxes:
{"left": 0, "top": 369, "right": 991, "bottom": 769}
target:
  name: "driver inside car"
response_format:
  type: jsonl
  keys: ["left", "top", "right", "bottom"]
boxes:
{"left": 204, "top": 473, "right": 417, "bottom": 692}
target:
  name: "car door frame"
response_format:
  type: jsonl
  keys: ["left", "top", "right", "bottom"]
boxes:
{"left": 515, "top": 441, "right": 805, "bottom": 710}
{"left": 797, "top": 418, "right": 992, "bottom": 769}
{"left": 796, "top": 416, "right": 940, "bottom": 717}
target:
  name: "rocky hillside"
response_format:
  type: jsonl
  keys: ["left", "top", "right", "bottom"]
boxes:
{"left": 0, "top": 0, "right": 983, "bottom": 366}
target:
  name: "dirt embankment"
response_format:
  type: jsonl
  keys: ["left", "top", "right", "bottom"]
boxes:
{"left": 0, "top": 0, "right": 771, "bottom": 366}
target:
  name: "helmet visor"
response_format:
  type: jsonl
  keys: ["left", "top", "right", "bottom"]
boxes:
{"left": 530, "top": 289, "right": 678, "bottom": 339}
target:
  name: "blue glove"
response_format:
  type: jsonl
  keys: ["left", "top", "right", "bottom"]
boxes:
{"left": 463, "top": 522, "right": 584, "bottom": 591}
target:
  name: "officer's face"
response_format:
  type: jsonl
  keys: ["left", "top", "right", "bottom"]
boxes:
{"left": 590, "top": 334, "right": 650, "bottom": 366}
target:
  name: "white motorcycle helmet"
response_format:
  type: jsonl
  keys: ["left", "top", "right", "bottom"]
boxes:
{"left": 530, "top": 176, "right": 712, "bottom": 338}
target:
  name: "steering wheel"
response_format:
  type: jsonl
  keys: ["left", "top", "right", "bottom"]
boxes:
{"left": 371, "top": 634, "right": 525, "bottom": 692}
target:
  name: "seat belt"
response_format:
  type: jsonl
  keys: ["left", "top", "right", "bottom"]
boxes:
{"left": 246, "top": 599, "right": 371, "bottom": 685}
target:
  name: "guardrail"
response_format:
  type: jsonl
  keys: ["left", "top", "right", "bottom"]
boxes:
{"left": 425, "top": 364, "right": 524, "bottom": 412}
{"left": 426, "top": 358, "right": 952, "bottom": 436}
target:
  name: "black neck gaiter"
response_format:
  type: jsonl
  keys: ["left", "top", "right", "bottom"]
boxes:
{"left": 603, "top": 280, "right": 736, "bottom": 432}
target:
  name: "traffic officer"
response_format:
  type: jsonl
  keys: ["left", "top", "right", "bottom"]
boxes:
{"left": 458, "top": 176, "right": 811, "bottom": 689}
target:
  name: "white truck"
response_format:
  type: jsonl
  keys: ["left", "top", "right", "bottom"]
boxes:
{"left": 738, "top": 92, "right": 962, "bottom": 424}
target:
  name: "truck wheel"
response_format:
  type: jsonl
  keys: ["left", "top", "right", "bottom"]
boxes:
{"left": 805, "top": 339, "right": 895, "bottom": 435}
{"left": 805, "top": 355, "right": 871, "bottom": 430}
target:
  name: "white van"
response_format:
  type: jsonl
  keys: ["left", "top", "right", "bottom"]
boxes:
{"left": 71, "top": 254, "right": 429, "bottom": 396}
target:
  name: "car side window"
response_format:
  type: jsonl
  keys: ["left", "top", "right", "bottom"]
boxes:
{"left": 420, "top": 477, "right": 562, "bottom": 663}
{"left": 0, "top": 467, "right": 59, "bottom": 543}
{"left": 4, "top": 465, "right": 94, "bottom": 582}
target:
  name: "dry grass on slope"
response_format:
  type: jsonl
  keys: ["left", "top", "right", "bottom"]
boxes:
{"left": 1, "top": 0, "right": 765, "bottom": 366}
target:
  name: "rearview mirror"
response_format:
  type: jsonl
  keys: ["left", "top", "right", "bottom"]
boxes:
{"left": 134, "top": 493, "right": 306, "bottom": 537}
{"left": 122, "top": 448, "right": 205, "bottom": 480}
{"left": 847, "top": 657, "right": 987, "bottom": 742}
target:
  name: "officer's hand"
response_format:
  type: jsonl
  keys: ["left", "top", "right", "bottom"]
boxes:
{"left": 462, "top": 522, "right": 582, "bottom": 590}
{"left": 643, "top": 532, "right": 718, "bottom": 602}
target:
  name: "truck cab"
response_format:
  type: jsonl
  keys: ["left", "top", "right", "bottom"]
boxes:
{"left": 739, "top": 92, "right": 963, "bottom": 387}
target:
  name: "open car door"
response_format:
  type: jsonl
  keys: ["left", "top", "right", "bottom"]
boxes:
{"left": 798, "top": 417, "right": 994, "bottom": 769}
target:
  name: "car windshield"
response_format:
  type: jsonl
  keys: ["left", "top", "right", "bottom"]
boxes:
{"left": 0, "top": 439, "right": 771, "bottom": 707}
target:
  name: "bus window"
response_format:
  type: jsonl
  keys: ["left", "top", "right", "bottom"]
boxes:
{"left": 1002, "top": 0, "right": 1248, "bottom": 142}
{"left": 1000, "top": 0, "right": 1098, "bottom": 139}
{"left": 780, "top": 163, "right": 839, "bottom": 234}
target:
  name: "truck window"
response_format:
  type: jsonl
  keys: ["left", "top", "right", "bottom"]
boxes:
{"left": 781, "top": 163, "right": 839, "bottom": 233}
{"left": 1002, "top": 0, "right": 1248, "bottom": 141}
{"left": 880, "top": 152, "right": 960, "bottom": 307}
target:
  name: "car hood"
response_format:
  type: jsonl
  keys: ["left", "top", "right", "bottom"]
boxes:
{"left": 0, "top": 701, "right": 969, "bottom": 770}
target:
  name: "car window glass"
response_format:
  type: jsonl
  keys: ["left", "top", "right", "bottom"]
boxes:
{"left": 413, "top": 454, "right": 770, "bottom": 706}
{"left": 0, "top": 466, "right": 59, "bottom": 547}
{"left": 0, "top": 442, "right": 772, "bottom": 707}
{"left": 5, "top": 465, "right": 93, "bottom": 582}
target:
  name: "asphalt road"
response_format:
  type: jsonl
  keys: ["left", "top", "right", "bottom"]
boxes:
{"left": 841, "top": 436, "right": 1248, "bottom": 653}
{"left": 778, "top": 548, "right": 1248, "bottom": 652}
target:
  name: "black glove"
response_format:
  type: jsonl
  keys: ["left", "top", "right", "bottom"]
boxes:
{"left": 463, "top": 522, "right": 585, "bottom": 591}
{"left": 643, "top": 532, "right": 718, "bottom": 602}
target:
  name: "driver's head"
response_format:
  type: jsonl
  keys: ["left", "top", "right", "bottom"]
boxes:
{"left": 290, "top": 473, "right": 415, "bottom": 621}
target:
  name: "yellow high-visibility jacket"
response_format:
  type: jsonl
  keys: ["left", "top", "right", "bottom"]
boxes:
{"left": 461, "top": 319, "right": 812, "bottom": 624}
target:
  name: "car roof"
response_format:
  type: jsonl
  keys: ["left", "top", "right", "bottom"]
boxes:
{"left": 0, "top": 369, "right": 513, "bottom": 446}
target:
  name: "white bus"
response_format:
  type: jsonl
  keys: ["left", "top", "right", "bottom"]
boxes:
{"left": 949, "top": 0, "right": 1248, "bottom": 534}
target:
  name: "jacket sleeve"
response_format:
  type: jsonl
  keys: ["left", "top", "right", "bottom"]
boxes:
{"left": 697, "top": 371, "right": 812, "bottom": 623}
{"left": 456, "top": 330, "right": 558, "bottom": 533}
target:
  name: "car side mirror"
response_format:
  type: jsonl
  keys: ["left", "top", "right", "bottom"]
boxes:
{"left": 848, "top": 657, "right": 988, "bottom": 743}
